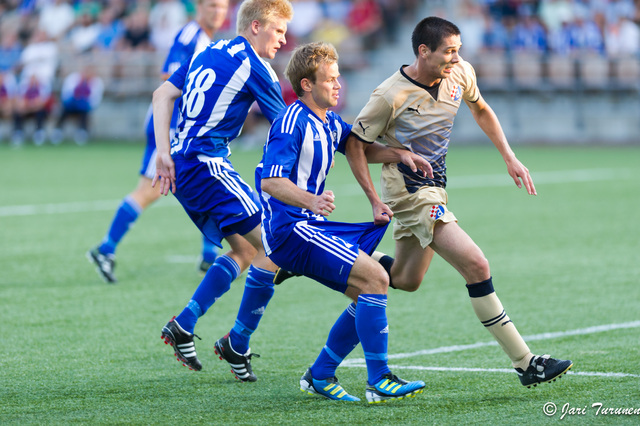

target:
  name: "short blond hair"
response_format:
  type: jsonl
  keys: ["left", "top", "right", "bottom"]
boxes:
{"left": 285, "top": 42, "right": 339, "bottom": 98}
{"left": 236, "top": 0, "right": 293, "bottom": 34}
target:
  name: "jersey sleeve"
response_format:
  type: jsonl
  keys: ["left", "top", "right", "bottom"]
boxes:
{"left": 255, "top": 82, "right": 286, "bottom": 123}
{"left": 162, "top": 34, "right": 191, "bottom": 78}
{"left": 460, "top": 61, "right": 481, "bottom": 103}
{"left": 248, "top": 62, "right": 286, "bottom": 123}
{"left": 261, "top": 115, "right": 301, "bottom": 180}
{"left": 350, "top": 90, "right": 393, "bottom": 144}
{"left": 167, "top": 59, "right": 189, "bottom": 91}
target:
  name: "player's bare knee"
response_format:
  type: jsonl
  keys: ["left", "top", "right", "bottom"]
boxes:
{"left": 351, "top": 261, "right": 388, "bottom": 294}
{"left": 464, "top": 255, "right": 490, "bottom": 283}
{"left": 367, "top": 262, "right": 389, "bottom": 293}
{"left": 359, "top": 279, "right": 387, "bottom": 294}
{"left": 397, "top": 280, "right": 422, "bottom": 292}
{"left": 390, "top": 269, "right": 422, "bottom": 292}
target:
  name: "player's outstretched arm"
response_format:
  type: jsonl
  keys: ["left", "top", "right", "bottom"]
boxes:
{"left": 362, "top": 141, "right": 433, "bottom": 179}
{"left": 262, "top": 177, "right": 335, "bottom": 217}
{"left": 151, "top": 81, "right": 181, "bottom": 195}
{"left": 345, "top": 135, "right": 392, "bottom": 225}
{"left": 466, "top": 97, "right": 537, "bottom": 195}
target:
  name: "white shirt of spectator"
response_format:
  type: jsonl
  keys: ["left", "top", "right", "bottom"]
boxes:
{"left": 38, "top": 0, "right": 76, "bottom": 40}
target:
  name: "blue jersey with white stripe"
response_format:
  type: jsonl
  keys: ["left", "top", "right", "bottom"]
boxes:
{"left": 144, "top": 21, "right": 211, "bottom": 137}
{"left": 168, "top": 36, "right": 286, "bottom": 159}
{"left": 259, "top": 100, "right": 352, "bottom": 251}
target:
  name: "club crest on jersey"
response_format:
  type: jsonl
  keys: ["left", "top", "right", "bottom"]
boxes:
{"left": 450, "top": 85, "right": 462, "bottom": 101}
{"left": 429, "top": 205, "right": 445, "bottom": 220}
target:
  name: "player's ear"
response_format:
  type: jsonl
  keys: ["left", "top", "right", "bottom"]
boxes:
{"left": 251, "top": 19, "right": 261, "bottom": 35}
{"left": 419, "top": 44, "right": 430, "bottom": 58}
{"left": 301, "top": 78, "right": 312, "bottom": 93}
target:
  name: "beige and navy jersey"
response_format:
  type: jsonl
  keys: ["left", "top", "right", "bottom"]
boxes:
{"left": 351, "top": 61, "right": 480, "bottom": 191}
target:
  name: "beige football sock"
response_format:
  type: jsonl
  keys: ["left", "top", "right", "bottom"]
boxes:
{"left": 470, "top": 291, "right": 533, "bottom": 370}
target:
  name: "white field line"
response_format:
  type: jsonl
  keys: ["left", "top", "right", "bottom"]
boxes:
{"left": 341, "top": 364, "right": 640, "bottom": 379}
{"left": 341, "top": 320, "right": 640, "bottom": 379}
{"left": 1, "top": 168, "right": 633, "bottom": 218}
{"left": 0, "top": 195, "right": 180, "bottom": 217}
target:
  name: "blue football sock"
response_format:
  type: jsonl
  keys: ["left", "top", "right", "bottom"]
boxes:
{"left": 201, "top": 234, "right": 219, "bottom": 263}
{"left": 99, "top": 196, "right": 141, "bottom": 255}
{"left": 229, "top": 265, "right": 275, "bottom": 354}
{"left": 310, "top": 303, "right": 359, "bottom": 380}
{"left": 356, "top": 294, "right": 391, "bottom": 385}
{"left": 175, "top": 255, "right": 240, "bottom": 333}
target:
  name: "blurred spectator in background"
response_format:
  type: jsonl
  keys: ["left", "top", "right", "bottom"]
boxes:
{"left": 288, "top": 0, "right": 324, "bottom": 44}
{"left": 51, "top": 63, "right": 104, "bottom": 145}
{"left": 456, "top": 0, "right": 485, "bottom": 58}
{"left": 118, "top": 8, "right": 153, "bottom": 51}
{"left": 0, "top": 70, "right": 18, "bottom": 142}
{"left": 377, "top": 0, "right": 402, "bottom": 43}
{"left": 568, "top": 10, "right": 605, "bottom": 54}
{"left": 538, "top": 0, "right": 574, "bottom": 34}
{"left": 108, "top": 0, "right": 129, "bottom": 20}
{"left": 74, "top": 0, "right": 102, "bottom": 20}
{"left": 598, "top": 0, "right": 636, "bottom": 25}
{"left": 149, "top": 0, "right": 188, "bottom": 52}
{"left": 68, "top": 12, "right": 101, "bottom": 53}
{"left": 11, "top": 29, "right": 58, "bottom": 146}
{"left": 320, "top": 0, "right": 351, "bottom": 23}
{"left": 37, "top": 0, "right": 75, "bottom": 41}
{"left": 93, "top": 7, "right": 126, "bottom": 51}
{"left": 482, "top": 14, "right": 510, "bottom": 52}
{"left": 18, "top": 29, "right": 59, "bottom": 84}
{"left": 548, "top": 18, "right": 574, "bottom": 54}
{"left": 0, "top": 28, "right": 22, "bottom": 73}
{"left": 12, "top": 73, "right": 53, "bottom": 146}
{"left": 310, "top": 5, "right": 366, "bottom": 70}
{"left": 604, "top": 15, "right": 640, "bottom": 57}
{"left": 510, "top": 9, "right": 548, "bottom": 53}
{"left": 347, "top": 0, "right": 383, "bottom": 51}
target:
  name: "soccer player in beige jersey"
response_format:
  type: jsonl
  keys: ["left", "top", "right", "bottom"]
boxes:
{"left": 345, "top": 16, "right": 573, "bottom": 388}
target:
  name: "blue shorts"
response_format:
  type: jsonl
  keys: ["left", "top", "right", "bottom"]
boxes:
{"left": 173, "top": 154, "right": 261, "bottom": 247}
{"left": 140, "top": 105, "right": 158, "bottom": 178}
{"left": 139, "top": 104, "right": 179, "bottom": 178}
{"left": 266, "top": 220, "right": 389, "bottom": 293}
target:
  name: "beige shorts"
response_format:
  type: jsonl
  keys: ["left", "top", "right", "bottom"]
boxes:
{"left": 380, "top": 163, "right": 457, "bottom": 249}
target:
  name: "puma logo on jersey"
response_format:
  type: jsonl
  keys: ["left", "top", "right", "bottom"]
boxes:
{"left": 358, "top": 121, "right": 370, "bottom": 135}
{"left": 501, "top": 319, "right": 513, "bottom": 326}
{"left": 407, "top": 105, "right": 421, "bottom": 114}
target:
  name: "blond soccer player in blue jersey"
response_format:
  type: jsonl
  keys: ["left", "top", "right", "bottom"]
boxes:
{"left": 345, "top": 16, "right": 573, "bottom": 388}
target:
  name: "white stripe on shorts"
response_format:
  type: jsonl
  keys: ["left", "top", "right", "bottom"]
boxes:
{"left": 144, "top": 148, "right": 157, "bottom": 179}
{"left": 201, "top": 157, "right": 259, "bottom": 216}
{"left": 293, "top": 223, "right": 358, "bottom": 264}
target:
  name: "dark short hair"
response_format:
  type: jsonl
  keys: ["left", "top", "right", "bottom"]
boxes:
{"left": 411, "top": 16, "right": 460, "bottom": 56}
